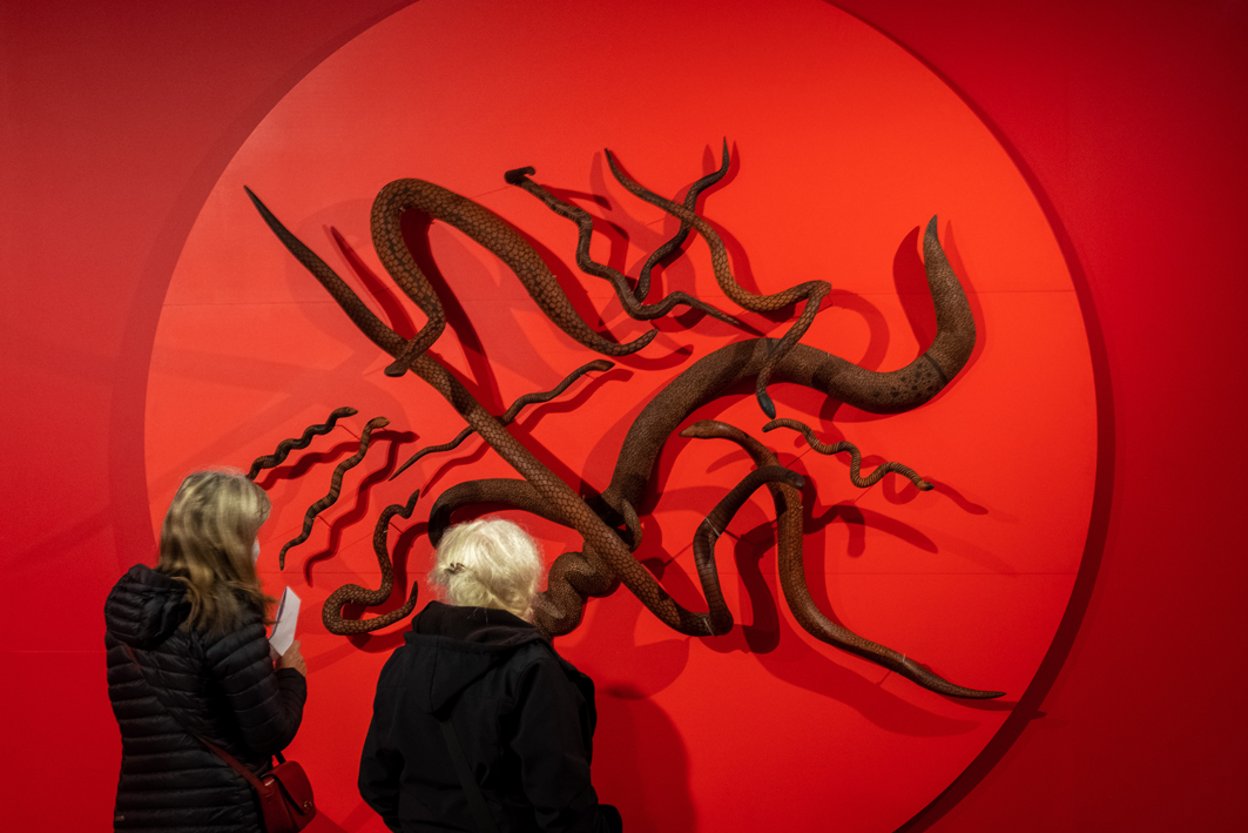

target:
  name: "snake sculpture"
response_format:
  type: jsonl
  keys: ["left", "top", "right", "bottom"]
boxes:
{"left": 246, "top": 144, "right": 1002, "bottom": 699}
{"left": 277, "top": 415, "right": 390, "bottom": 569}
{"left": 246, "top": 406, "right": 358, "bottom": 481}
{"left": 321, "top": 487, "right": 422, "bottom": 635}
{"left": 393, "top": 359, "right": 615, "bottom": 480}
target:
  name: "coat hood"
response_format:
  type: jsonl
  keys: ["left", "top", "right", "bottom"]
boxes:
{"left": 403, "top": 601, "right": 549, "bottom": 715}
{"left": 104, "top": 564, "right": 191, "bottom": 648}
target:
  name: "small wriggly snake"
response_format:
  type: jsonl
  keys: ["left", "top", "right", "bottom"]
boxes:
{"left": 246, "top": 406, "right": 358, "bottom": 480}
{"left": 249, "top": 152, "right": 1000, "bottom": 697}
{"left": 763, "top": 417, "right": 933, "bottom": 490}
{"left": 390, "top": 359, "right": 614, "bottom": 481}
{"left": 277, "top": 416, "right": 390, "bottom": 569}
{"left": 322, "top": 487, "right": 421, "bottom": 635}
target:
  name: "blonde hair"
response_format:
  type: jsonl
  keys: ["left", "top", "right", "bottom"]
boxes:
{"left": 157, "top": 469, "right": 272, "bottom": 634}
{"left": 431, "top": 518, "right": 542, "bottom": 620}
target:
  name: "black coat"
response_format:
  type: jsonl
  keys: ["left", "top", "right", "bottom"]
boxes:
{"left": 104, "top": 564, "right": 307, "bottom": 832}
{"left": 359, "top": 601, "right": 621, "bottom": 833}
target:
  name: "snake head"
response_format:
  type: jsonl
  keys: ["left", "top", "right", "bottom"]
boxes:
{"left": 503, "top": 166, "right": 537, "bottom": 185}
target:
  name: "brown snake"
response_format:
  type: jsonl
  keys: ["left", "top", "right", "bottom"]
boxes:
{"left": 367, "top": 179, "right": 657, "bottom": 378}
{"left": 764, "top": 417, "right": 933, "bottom": 490}
{"left": 246, "top": 406, "right": 358, "bottom": 480}
{"left": 277, "top": 416, "right": 389, "bottom": 569}
{"left": 391, "top": 359, "right": 614, "bottom": 481}
{"left": 322, "top": 487, "right": 422, "bottom": 635}
{"left": 247, "top": 152, "right": 999, "bottom": 698}
{"left": 690, "top": 462, "right": 808, "bottom": 636}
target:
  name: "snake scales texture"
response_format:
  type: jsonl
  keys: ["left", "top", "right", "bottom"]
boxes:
{"left": 247, "top": 147, "right": 999, "bottom": 698}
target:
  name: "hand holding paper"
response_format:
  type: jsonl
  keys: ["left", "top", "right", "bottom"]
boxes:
{"left": 269, "top": 587, "right": 301, "bottom": 657}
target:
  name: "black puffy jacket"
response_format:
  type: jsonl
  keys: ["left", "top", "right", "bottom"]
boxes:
{"left": 358, "top": 601, "right": 621, "bottom": 833}
{"left": 104, "top": 564, "right": 307, "bottom": 832}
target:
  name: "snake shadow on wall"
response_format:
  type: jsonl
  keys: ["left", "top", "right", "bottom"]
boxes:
{"left": 241, "top": 139, "right": 1005, "bottom": 701}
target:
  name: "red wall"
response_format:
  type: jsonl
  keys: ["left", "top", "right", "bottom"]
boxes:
{"left": 2, "top": 1, "right": 1244, "bottom": 830}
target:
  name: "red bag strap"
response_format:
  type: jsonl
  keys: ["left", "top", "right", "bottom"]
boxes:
{"left": 120, "top": 642, "right": 274, "bottom": 792}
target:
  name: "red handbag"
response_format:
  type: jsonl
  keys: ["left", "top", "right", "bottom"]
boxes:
{"left": 212, "top": 747, "right": 316, "bottom": 833}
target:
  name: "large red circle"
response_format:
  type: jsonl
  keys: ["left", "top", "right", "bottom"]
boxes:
{"left": 145, "top": 1, "right": 1095, "bottom": 830}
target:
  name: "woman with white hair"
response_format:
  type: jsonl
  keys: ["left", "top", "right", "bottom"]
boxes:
{"left": 359, "top": 518, "right": 622, "bottom": 832}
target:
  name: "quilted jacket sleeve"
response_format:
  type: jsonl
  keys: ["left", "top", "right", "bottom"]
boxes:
{"left": 205, "top": 613, "right": 307, "bottom": 757}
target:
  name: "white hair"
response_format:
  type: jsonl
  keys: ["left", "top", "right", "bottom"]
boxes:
{"left": 431, "top": 518, "right": 543, "bottom": 620}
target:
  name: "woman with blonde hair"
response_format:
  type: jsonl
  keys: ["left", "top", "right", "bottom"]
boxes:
{"left": 105, "top": 469, "right": 307, "bottom": 831}
{"left": 359, "top": 517, "right": 622, "bottom": 832}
